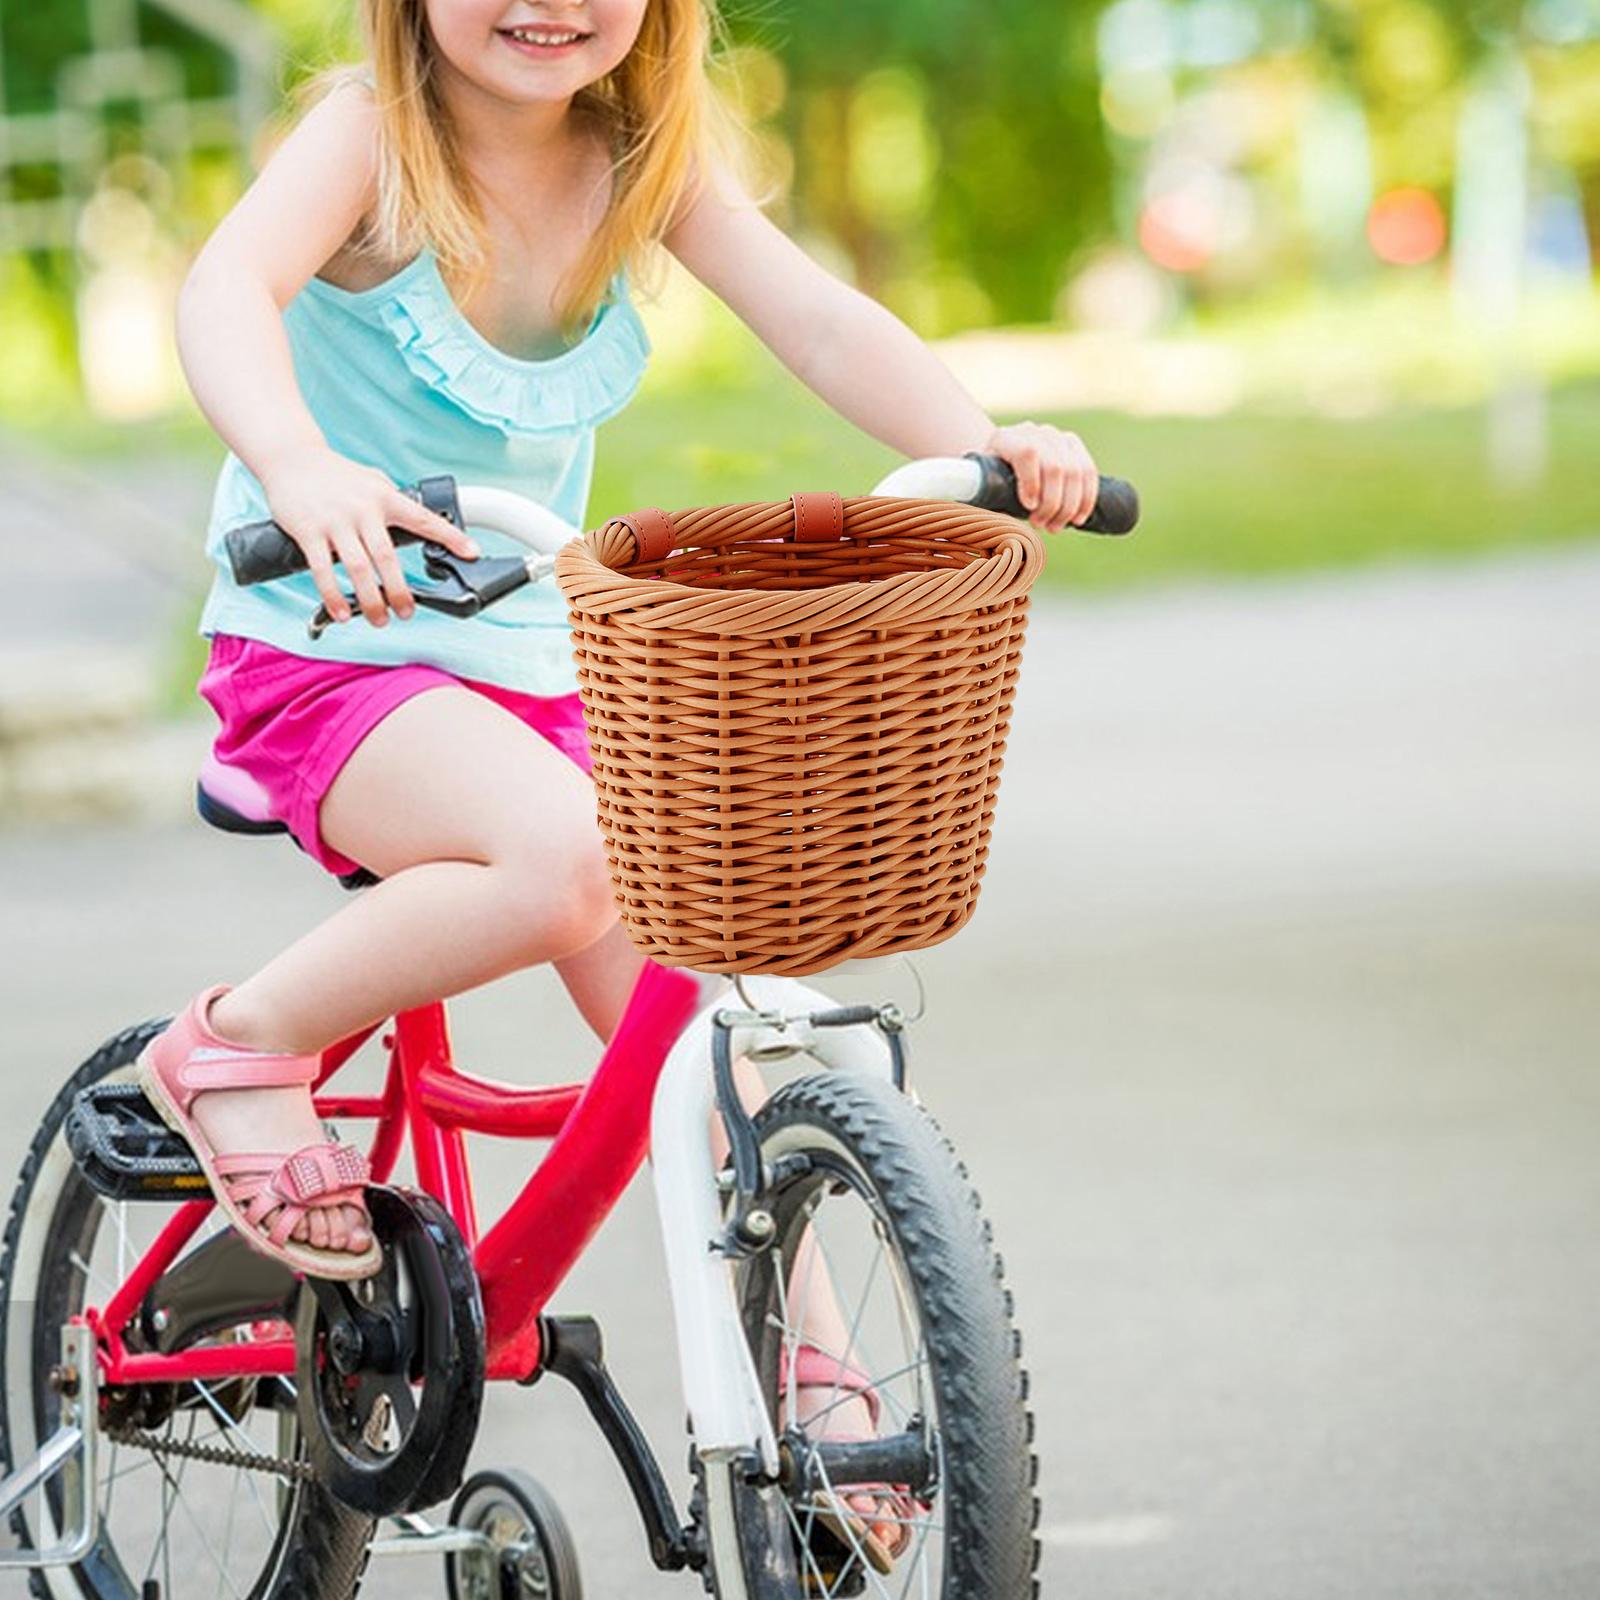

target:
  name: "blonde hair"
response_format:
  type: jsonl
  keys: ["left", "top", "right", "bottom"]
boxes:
{"left": 318, "top": 0, "right": 750, "bottom": 338}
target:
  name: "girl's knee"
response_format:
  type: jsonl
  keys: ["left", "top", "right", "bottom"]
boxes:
{"left": 495, "top": 837, "right": 616, "bottom": 961}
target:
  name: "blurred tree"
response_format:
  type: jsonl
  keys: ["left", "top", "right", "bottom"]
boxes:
{"left": 1305, "top": 0, "right": 1600, "bottom": 262}
{"left": 728, "top": 0, "right": 1116, "bottom": 330}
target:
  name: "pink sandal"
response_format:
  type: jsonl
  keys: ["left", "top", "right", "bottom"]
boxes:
{"left": 779, "top": 1341, "right": 926, "bottom": 1575}
{"left": 137, "top": 983, "right": 383, "bottom": 1281}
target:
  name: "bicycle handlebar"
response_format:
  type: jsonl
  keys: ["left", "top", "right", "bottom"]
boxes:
{"left": 957, "top": 452, "right": 1140, "bottom": 535}
{"left": 224, "top": 457, "right": 1140, "bottom": 640}
{"left": 224, "top": 477, "right": 452, "bottom": 588}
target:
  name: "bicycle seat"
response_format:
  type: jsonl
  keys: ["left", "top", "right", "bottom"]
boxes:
{"left": 196, "top": 752, "right": 377, "bottom": 889}
{"left": 196, "top": 751, "right": 284, "bottom": 835}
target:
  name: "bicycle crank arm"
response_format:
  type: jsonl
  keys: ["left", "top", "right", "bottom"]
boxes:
{"left": 536, "top": 1315, "right": 704, "bottom": 1573}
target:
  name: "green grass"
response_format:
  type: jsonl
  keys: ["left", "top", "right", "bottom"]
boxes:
{"left": 20, "top": 348, "right": 1600, "bottom": 613}
{"left": 70, "top": 363, "right": 1600, "bottom": 720}
{"left": 587, "top": 361, "right": 1600, "bottom": 594}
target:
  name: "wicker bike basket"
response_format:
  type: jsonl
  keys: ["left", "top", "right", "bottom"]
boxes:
{"left": 553, "top": 491, "right": 1046, "bottom": 976}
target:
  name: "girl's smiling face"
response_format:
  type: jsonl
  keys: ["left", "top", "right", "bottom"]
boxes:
{"left": 424, "top": 0, "right": 648, "bottom": 105}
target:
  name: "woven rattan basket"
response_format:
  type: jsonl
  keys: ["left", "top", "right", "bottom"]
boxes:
{"left": 553, "top": 491, "right": 1046, "bottom": 976}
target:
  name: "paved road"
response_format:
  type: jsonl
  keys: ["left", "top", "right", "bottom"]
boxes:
{"left": 2, "top": 546, "right": 1598, "bottom": 1598}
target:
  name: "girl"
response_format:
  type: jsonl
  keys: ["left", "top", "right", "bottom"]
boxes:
{"left": 150, "top": 0, "right": 1098, "bottom": 1564}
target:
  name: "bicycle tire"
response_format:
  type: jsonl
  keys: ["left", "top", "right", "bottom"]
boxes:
{"left": 699, "top": 1069, "right": 1040, "bottom": 1599}
{"left": 0, "top": 1018, "right": 377, "bottom": 1600}
{"left": 444, "top": 1466, "right": 583, "bottom": 1600}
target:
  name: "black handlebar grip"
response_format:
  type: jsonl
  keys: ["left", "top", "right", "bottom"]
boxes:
{"left": 223, "top": 476, "right": 465, "bottom": 586}
{"left": 224, "top": 518, "right": 314, "bottom": 585}
{"left": 962, "top": 451, "right": 1140, "bottom": 535}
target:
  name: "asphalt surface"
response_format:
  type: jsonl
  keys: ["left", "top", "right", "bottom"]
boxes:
{"left": 1, "top": 545, "right": 1597, "bottom": 1598}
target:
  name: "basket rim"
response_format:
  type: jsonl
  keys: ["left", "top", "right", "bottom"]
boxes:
{"left": 554, "top": 494, "right": 1047, "bottom": 639}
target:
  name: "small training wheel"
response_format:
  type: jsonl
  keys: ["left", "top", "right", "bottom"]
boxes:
{"left": 445, "top": 1467, "right": 583, "bottom": 1600}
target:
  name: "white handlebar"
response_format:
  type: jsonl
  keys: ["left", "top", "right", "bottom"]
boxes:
{"left": 456, "top": 486, "right": 581, "bottom": 556}
{"left": 454, "top": 458, "right": 987, "bottom": 553}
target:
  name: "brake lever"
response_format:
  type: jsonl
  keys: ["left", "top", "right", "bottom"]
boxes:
{"left": 306, "top": 544, "right": 554, "bottom": 640}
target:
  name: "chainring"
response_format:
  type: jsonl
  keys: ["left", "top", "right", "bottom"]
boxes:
{"left": 295, "top": 1184, "right": 485, "bottom": 1516}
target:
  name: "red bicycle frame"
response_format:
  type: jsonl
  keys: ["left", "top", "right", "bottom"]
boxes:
{"left": 87, "top": 959, "right": 704, "bottom": 1388}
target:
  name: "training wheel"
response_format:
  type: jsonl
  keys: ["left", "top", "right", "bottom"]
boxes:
{"left": 445, "top": 1467, "right": 584, "bottom": 1600}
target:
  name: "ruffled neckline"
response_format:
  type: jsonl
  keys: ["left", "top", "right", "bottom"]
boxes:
{"left": 303, "top": 249, "right": 651, "bottom": 435}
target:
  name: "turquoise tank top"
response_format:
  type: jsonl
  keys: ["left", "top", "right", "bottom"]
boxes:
{"left": 197, "top": 246, "right": 651, "bottom": 697}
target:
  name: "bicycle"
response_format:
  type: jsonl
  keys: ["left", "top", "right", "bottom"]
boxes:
{"left": 0, "top": 453, "right": 1137, "bottom": 1600}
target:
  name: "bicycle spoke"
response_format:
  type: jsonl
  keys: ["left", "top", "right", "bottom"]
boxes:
{"left": 217, "top": 1468, "right": 241, "bottom": 1600}
{"left": 188, "top": 1377, "right": 281, "bottom": 1537}
{"left": 102, "top": 1439, "right": 120, "bottom": 1523}
{"left": 758, "top": 1171, "right": 944, "bottom": 1598}
{"left": 778, "top": 1349, "right": 929, "bottom": 1431}
{"left": 772, "top": 1266, "right": 798, "bottom": 1433}
{"left": 68, "top": 1249, "right": 115, "bottom": 1301}
{"left": 781, "top": 1193, "right": 894, "bottom": 1441}
{"left": 145, "top": 1419, "right": 250, "bottom": 1600}
{"left": 81, "top": 1202, "right": 287, "bottom": 1593}
{"left": 778, "top": 1203, "right": 823, "bottom": 1433}
{"left": 142, "top": 1425, "right": 189, "bottom": 1589}
{"left": 100, "top": 1450, "right": 163, "bottom": 1490}
{"left": 113, "top": 1202, "right": 129, "bottom": 1291}
{"left": 781, "top": 1490, "right": 847, "bottom": 1598}
{"left": 808, "top": 1447, "right": 906, "bottom": 1600}
{"left": 883, "top": 1245, "right": 930, "bottom": 1427}
{"left": 899, "top": 1499, "right": 939, "bottom": 1600}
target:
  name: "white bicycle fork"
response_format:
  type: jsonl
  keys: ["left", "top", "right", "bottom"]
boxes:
{"left": 650, "top": 973, "right": 899, "bottom": 1473}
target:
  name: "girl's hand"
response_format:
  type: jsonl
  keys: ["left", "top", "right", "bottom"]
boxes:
{"left": 982, "top": 422, "right": 1100, "bottom": 532}
{"left": 259, "top": 447, "right": 480, "bottom": 627}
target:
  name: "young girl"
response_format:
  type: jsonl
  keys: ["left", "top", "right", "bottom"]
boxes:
{"left": 149, "top": 0, "right": 1097, "bottom": 1564}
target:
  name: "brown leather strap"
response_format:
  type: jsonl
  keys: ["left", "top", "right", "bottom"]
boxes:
{"left": 790, "top": 491, "right": 845, "bottom": 542}
{"left": 605, "top": 507, "right": 676, "bottom": 565}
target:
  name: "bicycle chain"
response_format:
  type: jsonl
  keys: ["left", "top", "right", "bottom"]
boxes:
{"left": 103, "top": 1422, "right": 315, "bottom": 1483}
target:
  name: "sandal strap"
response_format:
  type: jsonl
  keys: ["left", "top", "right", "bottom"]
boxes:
{"left": 266, "top": 1197, "right": 311, "bottom": 1250}
{"left": 214, "top": 1145, "right": 369, "bottom": 1203}
{"left": 211, "top": 1146, "right": 371, "bottom": 1248}
{"left": 212, "top": 1144, "right": 369, "bottom": 1203}
{"left": 171, "top": 1050, "right": 319, "bottom": 1110}
{"left": 780, "top": 1341, "right": 881, "bottom": 1429}
{"left": 270, "top": 1141, "right": 370, "bottom": 1203}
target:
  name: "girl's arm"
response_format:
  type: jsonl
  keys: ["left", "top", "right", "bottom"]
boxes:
{"left": 663, "top": 164, "right": 1099, "bottom": 531}
{"left": 177, "top": 81, "right": 474, "bottom": 626}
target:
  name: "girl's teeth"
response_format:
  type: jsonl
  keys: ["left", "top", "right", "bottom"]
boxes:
{"left": 507, "top": 28, "right": 584, "bottom": 43}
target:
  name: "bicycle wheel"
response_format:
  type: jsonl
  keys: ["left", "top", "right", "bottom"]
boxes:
{"left": 698, "top": 1070, "right": 1039, "bottom": 1599}
{"left": 0, "top": 1019, "right": 376, "bottom": 1600}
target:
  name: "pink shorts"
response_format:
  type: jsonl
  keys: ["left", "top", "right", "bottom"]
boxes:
{"left": 197, "top": 633, "right": 594, "bottom": 878}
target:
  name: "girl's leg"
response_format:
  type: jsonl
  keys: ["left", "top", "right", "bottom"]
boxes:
{"left": 190, "top": 686, "right": 620, "bottom": 1252}
{"left": 551, "top": 921, "right": 647, "bottom": 1045}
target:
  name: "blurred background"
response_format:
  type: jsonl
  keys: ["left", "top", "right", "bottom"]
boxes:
{"left": 2, "top": 1, "right": 1598, "bottom": 1596}
{"left": 2, "top": 0, "right": 1600, "bottom": 723}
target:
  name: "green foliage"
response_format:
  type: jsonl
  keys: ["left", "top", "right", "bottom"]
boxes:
{"left": 0, "top": 257, "right": 81, "bottom": 414}
{"left": 1, "top": 2, "right": 92, "bottom": 113}
{"left": 729, "top": 0, "right": 1115, "bottom": 326}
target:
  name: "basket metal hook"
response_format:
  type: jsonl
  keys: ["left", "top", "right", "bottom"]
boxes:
{"left": 734, "top": 958, "right": 925, "bottom": 1024}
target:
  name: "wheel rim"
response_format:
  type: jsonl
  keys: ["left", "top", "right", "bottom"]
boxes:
{"left": 737, "top": 1124, "right": 947, "bottom": 1599}
{"left": 447, "top": 1474, "right": 567, "bottom": 1600}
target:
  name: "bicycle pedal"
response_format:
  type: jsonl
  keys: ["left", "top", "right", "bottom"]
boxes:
{"left": 65, "top": 1082, "right": 208, "bottom": 1202}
